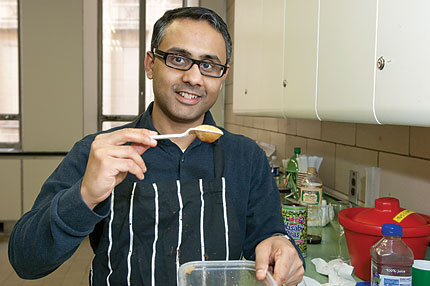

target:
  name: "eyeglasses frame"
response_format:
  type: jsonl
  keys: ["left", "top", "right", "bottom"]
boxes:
{"left": 152, "top": 49, "right": 228, "bottom": 78}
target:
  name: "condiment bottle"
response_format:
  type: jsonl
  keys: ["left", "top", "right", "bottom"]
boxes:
{"left": 299, "top": 167, "right": 323, "bottom": 243}
{"left": 370, "top": 224, "right": 413, "bottom": 286}
{"left": 299, "top": 167, "right": 323, "bottom": 205}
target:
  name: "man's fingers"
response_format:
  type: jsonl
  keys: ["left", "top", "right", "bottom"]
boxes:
{"left": 255, "top": 237, "right": 304, "bottom": 286}
{"left": 254, "top": 242, "right": 271, "bottom": 280}
{"left": 99, "top": 128, "right": 158, "bottom": 147}
{"left": 112, "top": 158, "right": 146, "bottom": 180}
{"left": 272, "top": 248, "right": 288, "bottom": 283}
{"left": 107, "top": 145, "right": 147, "bottom": 171}
{"left": 273, "top": 242, "right": 304, "bottom": 286}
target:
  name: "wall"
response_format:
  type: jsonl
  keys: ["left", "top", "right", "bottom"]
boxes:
{"left": 200, "top": 0, "right": 227, "bottom": 127}
{"left": 21, "top": 0, "right": 84, "bottom": 151}
{"left": 224, "top": 0, "right": 430, "bottom": 215}
{"left": 0, "top": 0, "right": 86, "bottom": 222}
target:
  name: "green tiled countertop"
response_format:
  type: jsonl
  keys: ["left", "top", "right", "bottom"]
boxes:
{"left": 302, "top": 224, "right": 363, "bottom": 284}
{"left": 282, "top": 195, "right": 430, "bottom": 283}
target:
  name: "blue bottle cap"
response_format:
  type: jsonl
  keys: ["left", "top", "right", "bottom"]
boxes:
{"left": 381, "top": 223, "right": 403, "bottom": 236}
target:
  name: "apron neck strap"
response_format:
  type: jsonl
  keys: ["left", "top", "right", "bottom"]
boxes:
{"left": 213, "top": 139, "right": 225, "bottom": 178}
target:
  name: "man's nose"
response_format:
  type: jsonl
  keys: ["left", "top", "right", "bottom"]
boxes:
{"left": 182, "top": 63, "right": 204, "bottom": 86}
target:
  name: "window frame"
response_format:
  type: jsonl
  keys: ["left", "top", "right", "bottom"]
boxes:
{"left": 97, "top": 0, "right": 193, "bottom": 131}
{"left": 0, "top": 0, "right": 22, "bottom": 151}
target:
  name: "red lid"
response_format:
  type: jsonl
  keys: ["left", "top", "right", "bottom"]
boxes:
{"left": 339, "top": 197, "right": 430, "bottom": 237}
{"left": 354, "top": 197, "right": 428, "bottom": 227}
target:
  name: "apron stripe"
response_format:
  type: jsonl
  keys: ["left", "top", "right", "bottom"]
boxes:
{"left": 176, "top": 180, "right": 184, "bottom": 286}
{"left": 221, "top": 177, "right": 230, "bottom": 260}
{"left": 199, "top": 179, "right": 206, "bottom": 261}
{"left": 126, "top": 183, "right": 137, "bottom": 285}
{"left": 151, "top": 183, "right": 160, "bottom": 286}
{"left": 90, "top": 261, "right": 93, "bottom": 286}
{"left": 106, "top": 189, "right": 115, "bottom": 286}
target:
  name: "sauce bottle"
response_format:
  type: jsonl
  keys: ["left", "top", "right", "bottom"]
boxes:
{"left": 299, "top": 167, "right": 323, "bottom": 205}
{"left": 370, "top": 224, "right": 413, "bottom": 286}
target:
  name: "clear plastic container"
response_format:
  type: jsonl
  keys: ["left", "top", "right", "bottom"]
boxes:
{"left": 178, "top": 260, "right": 277, "bottom": 286}
{"left": 370, "top": 224, "right": 414, "bottom": 286}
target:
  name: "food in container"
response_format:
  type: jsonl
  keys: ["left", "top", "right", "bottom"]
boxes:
{"left": 178, "top": 260, "right": 276, "bottom": 286}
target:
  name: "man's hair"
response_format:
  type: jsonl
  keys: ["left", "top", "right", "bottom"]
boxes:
{"left": 151, "top": 7, "right": 232, "bottom": 64}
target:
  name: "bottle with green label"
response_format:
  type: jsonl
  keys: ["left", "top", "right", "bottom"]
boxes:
{"left": 285, "top": 147, "right": 301, "bottom": 199}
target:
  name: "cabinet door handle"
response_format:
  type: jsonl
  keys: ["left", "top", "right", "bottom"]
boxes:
{"left": 377, "top": 56, "right": 385, "bottom": 70}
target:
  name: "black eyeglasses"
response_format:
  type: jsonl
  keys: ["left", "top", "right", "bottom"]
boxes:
{"left": 153, "top": 49, "right": 227, "bottom": 78}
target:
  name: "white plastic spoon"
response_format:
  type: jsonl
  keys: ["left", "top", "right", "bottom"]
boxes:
{"left": 151, "top": 125, "right": 223, "bottom": 143}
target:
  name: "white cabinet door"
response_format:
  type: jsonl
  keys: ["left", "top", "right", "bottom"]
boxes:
{"left": 375, "top": 0, "right": 430, "bottom": 126}
{"left": 283, "top": 0, "right": 320, "bottom": 120}
{"left": 232, "top": 0, "right": 257, "bottom": 115}
{"left": 233, "top": 0, "right": 285, "bottom": 117}
{"left": 317, "top": 0, "right": 379, "bottom": 124}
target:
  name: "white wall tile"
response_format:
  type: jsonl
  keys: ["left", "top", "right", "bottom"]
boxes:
{"left": 379, "top": 152, "right": 430, "bottom": 215}
{"left": 307, "top": 139, "right": 336, "bottom": 189}
{"left": 335, "top": 145, "right": 378, "bottom": 200}
{"left": 410, "top": 126, "right": 430, "bottom": 159}
{"left": 356, "top": 124, "right": 409, "bottom": 155}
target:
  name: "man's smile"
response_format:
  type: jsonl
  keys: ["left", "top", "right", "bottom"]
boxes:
{"left": 177, "top": 91, "right": 199, "bottom": 99}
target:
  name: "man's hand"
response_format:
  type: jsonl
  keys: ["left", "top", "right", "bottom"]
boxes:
{"left": 81, "top": 128, "right": 158, "bottom": 210}
{"left": 255, "top": 235, "right": 304, "bottom": 286}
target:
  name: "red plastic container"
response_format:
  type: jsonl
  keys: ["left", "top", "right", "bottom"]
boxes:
{"left": 338, "top": 197, "right": 430, "bottom": 281}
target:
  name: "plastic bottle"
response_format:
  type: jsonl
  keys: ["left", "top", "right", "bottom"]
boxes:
{"left": 320, "top": 199, "right": 329, "bottom": 226}
{"left": 299, "top": 167, "right": 323, "bottom": 206}
{"left": 370, "top": 224, "right": 413, "bottom": 286}
{"left": 269, "top": 155, "right": 280, "bottom": 186}
{"left": 285, "top": 147, "right": 301, "bottom": 198}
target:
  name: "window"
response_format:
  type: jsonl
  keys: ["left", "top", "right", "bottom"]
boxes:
{"left": 100, "top": 0, "right": 184, "bottom": 130}
{"left": 0, "top": 0, "right": 20, "bottom": 149}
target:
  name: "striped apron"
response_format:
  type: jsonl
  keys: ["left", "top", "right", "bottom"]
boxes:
{"left": 88, "top": 141, "right": 243, "bottom": 285}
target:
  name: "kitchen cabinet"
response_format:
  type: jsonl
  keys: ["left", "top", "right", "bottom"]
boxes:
{"left": 233, "top": 0, "right": 319, "bottom": 119}
{"left": 374, "top": 0, "right": 430, "bottom": 126}
{"left": 317, "top": 0, "right": 378, "bottom": 124}
{"left": 233, "top": 0, "right": 430, "bottom": 127}
{"left": 318, "top": 0, "right": 430, "bottom": 126}
{"left": 233, "top": 0, "right": 285, "bottom": 117}
{"left": 283, "top": 0, "right": 320, "bottom": 120}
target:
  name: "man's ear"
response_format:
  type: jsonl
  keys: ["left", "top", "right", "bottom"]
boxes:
{"left": 144, "top": 51, "right": 154, "bottom": 79}
{"left": 219, "top": 65, "right": 230, "bottom": 90}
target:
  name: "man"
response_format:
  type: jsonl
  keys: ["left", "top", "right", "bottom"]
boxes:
{"left": 9, "top": 7, "right": 304, "bottom": 286}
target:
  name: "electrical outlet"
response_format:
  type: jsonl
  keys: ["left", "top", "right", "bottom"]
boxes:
{"left": 349, "top": 170, "right": 360, "bottom": 206}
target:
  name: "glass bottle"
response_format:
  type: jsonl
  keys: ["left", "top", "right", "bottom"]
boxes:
{"left": 299, "top": 167, "right": 323, "bottom": 243}
{"left": 299, "top": 167, "right": 323, "bottom": 206}
{"left": 371, "top": 224, "right": 413, "bottom": 286}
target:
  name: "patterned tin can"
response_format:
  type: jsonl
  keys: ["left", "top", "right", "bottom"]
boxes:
{"left": 281, "top": 204, "right": 307, "bottom": 257}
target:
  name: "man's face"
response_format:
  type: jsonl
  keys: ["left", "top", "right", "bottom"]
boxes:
{"left": 145, "top": 19, "right": 229, "bottom": 125}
